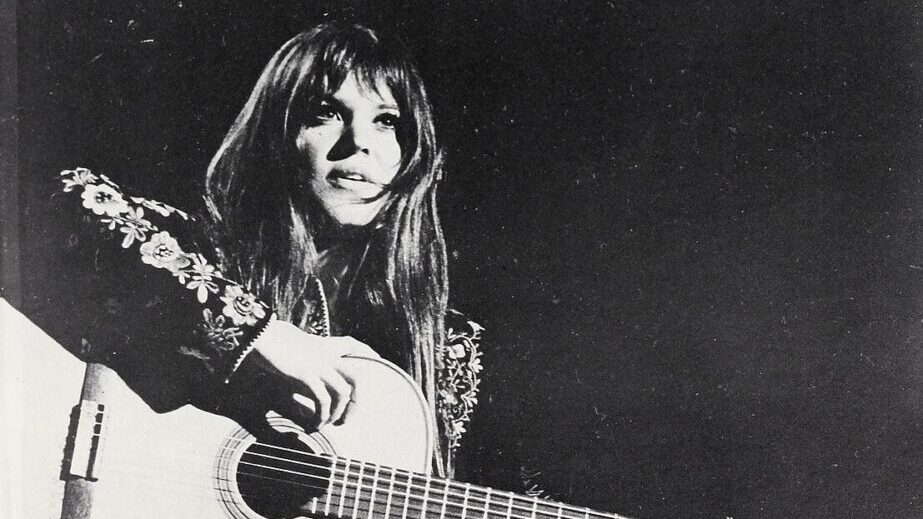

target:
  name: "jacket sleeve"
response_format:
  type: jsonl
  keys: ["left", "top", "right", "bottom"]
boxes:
{"left": 18, "top": 168, "right": 272, "bottom": 412}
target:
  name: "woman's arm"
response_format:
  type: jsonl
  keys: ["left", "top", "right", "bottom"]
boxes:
{"left": 21, "top": 168, "right": 376, "bottom": 429}
{"left": 20, "top": 168, "right": 271, "bottom": 410}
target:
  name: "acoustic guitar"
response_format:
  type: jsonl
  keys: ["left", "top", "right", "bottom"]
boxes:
{"left": 0, "top": 299, "right": 630, "bottom": 519}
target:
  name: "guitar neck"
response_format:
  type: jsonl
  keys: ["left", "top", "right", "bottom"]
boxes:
{"left": 318, "top": 457, "right": 630, "bottom": 519}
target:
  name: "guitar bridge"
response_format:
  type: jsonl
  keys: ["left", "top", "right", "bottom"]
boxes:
{"left": 62, "top": 400, "right": 107, "bottom": 481}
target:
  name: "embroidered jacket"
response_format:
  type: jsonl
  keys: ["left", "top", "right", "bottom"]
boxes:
{"left": 44, "top": 167, "right": 482, "bottom": 464}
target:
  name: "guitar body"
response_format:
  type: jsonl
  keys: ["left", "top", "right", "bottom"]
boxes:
{"left": 0, "top": 299, "right": 433, "bottom": 519}
{"left": 2, "top": 299, "right": 628, "bottom": 519}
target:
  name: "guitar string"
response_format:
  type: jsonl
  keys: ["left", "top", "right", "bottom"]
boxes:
{"left": 106, "top": 441, "right": 611, "bottom": 519}
{"left": 233, "top": 446, "right": 625, "bottom": 519}
{"left": 103, "top": 460, "right": 596, "bottom": 519}
{"left": 100, "top": 458, "right": 551, "bottom": 519}
{"left": 75, "top": 412, "right": 625, "bottom": 519}
{"left": 100, "top": 446, "right": 622, "bottom": 519}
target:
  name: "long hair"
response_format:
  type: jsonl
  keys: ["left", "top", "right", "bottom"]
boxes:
{"left": 204, "top": 23, "right": 450, "bottom": 471}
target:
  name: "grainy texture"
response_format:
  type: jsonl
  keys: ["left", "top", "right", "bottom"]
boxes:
{"left": 14, "top": 1, "right": 923, "bottom": 517}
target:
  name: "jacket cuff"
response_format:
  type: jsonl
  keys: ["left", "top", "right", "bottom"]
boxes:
{"left": 222, "top": 312, "right": 275, "bottom": 383}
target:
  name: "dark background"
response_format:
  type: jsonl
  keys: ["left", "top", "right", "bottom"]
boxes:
{"left": 11, "top": 1, "right": 923, "bottom": 517}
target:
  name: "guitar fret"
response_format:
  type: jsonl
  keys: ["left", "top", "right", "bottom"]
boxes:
{"left": 351, "top": 460, "right": 365, "bottom": 519}
{"left": 421, "top": 475, "right": 432, "bottom": 519}
{"left": 534, "top": 499, "right": 559, "bottom": 519}
{"left": 324, "top": 457, "right": 337, "bottom": 517}
{"left": 439, "top": 479, "right": 449, "bottom": 519}
{"left": 482, "top": 488, "right": 491, "bottom": 519}
{"left": 367, "top": 464, "right": 380, "bottom": 519}
{"left": 505, "top": 493, "right": 514, "bottom": 519}
{"left": 338, "top": 458, "right": 351, "bottom": 518}
{"left": 401, "top": 472, "right": 413, "bottom": 519}
{"left": 385, "top": 468, "right": 396, "bottom": 519}
{"left": 462, "top": 483, "right": 471, "bottom": 518}
{"left": 530, "top": 498, "right": 538, "bottom": 519}
{"left": 556, "top": 502, "right": 564, "bottom": 519}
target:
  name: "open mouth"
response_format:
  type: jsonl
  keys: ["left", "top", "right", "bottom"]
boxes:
{"left": 329, "top": 169, "right": 373, "bottom": 185}
{"left": 327, "top": 170, "right": 387, "bottom": 199}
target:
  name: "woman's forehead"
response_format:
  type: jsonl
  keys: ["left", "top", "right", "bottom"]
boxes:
{"left": 325, "top": 72, "right": 398, "bottom": 107}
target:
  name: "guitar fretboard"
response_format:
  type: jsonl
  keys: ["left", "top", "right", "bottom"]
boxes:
{"left": 304, "top": 457, "right": 630, "bottom": 519}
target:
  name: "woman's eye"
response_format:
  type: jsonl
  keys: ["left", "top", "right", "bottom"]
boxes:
{"left": 310, "top": 105, "right": 340, "bottom": 122}
{"left": 376, "top": 113, "right": 401, "bottom": 130}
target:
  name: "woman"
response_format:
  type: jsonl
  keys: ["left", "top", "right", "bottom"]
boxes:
{"left": 48, "top": 22, "right": 482, "bottom": 478}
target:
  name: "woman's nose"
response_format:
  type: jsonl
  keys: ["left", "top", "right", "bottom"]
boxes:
{"left": 328, "top": 123, "right": 372, "bottom": 161}
{"left": 328, "top": 122, "right": 371, "bottom": 160}
{"left": 346, "top": 120, "right": 377, "bottom": 154}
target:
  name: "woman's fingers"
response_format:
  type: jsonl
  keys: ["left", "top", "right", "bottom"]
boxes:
{"left": 296, "top": 375, "right": 331, "bottom": 426}
{"left": 287, "top": 369, "right": 355, "bottom": 429}
{"left": 324, "top": 368, "right": 353, "bottom": 426}
{"left": 334, "top": 368, "right": 360, "bottom": 425}
{"left": 246, "top": 322, "right": 381, "bottom": 429}
{"left": 287, "top": 393, "right": 319, "bottom": 432}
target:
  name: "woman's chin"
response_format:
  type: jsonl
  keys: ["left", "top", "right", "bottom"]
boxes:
{"left": 320, "top": 204, "right": 381, "bottom": 231}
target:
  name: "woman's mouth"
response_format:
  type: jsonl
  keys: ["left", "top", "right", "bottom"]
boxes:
{"left": 329, "top": 169, "right": 374, "bottom": 185}
{"left": 327, "top": 170, "right": 386, "bottom": 198}
{"left": 331, "top": 170, "right": 367, "bottom": 182}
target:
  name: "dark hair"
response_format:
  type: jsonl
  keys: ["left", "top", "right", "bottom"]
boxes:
{"left": 204, "top": 22, "right": 449, "bottom": 471}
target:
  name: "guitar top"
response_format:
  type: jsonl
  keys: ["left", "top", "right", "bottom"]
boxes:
{"left": 0, "top": 299, "right": 630, "bottom": 519}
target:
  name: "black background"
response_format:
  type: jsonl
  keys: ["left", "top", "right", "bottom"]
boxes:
{"left": 15, "top": 1, "right": 923, "bottom": 517}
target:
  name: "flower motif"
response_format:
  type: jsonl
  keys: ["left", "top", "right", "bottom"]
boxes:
{"left": 197, "top": 308, "right": 243, "bottom": 352}
{"left": 185, "top": 254, "right": 220, "bottom": 303}
{"left": 220, "top": 285, "right": 266, "bottom": 326}
{"left": 114, "top": 207, "right": 152, "bottom": 248}
{"left": 446, "top": 341, "right": 467, "bottom": 360}
{"left": 131, "top": 196, "right": 191, "bottom": 220}
{"left": 81, "top": 183, "right": 129, "bottom": 217}
{"left": 439, "top": 387, "right": 459, "bottom": 406}
{"left": 60, "top": 168, "right": 98, "bottom": 192}
{"left": 450, "top": 420, "right": 467, "bottom": 436}
{"left": 469, "top": 352, "right": 483, "bottom": 374}
{"left": 139, "top": 231, "right": 191, "bottom": 272}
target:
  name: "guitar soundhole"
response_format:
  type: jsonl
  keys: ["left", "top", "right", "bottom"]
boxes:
{"left": 235, "top": 433, "right": 332, "bottom": 518}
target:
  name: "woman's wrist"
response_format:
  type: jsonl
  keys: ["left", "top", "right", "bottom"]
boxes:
{"left": 225, "top": 314, "right": 280, "bottom": 382}
{"left": 247, "top": 319, "right": 309, "bottom": 367}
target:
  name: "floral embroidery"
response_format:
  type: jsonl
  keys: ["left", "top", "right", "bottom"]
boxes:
{"left": 101, "top": 206, "right": 154, "bottom": 248}
{"left": 436, "top": 311, "right": 484, "bottom": 450}
{"left": 184, "top": 254, "right": 220, "bottom": 303}
{"left": 61, "top": 168, "right": 98, "bottom": 192}
{"left": 220, "top": 285, "right": 267, "bottom": 327}
{"left": 81, "top": 183, "right": 130, "bottom": 217}
{"left": 60, "top": 167, "right": 272, "bottom": 380}
{"left": 131, "top": 196, "right": 190, "bottom": 220}
{"left": 197, "top": 308, "right": 244, "bottom": 352}
{"left": 140, "top": 231, "right": 192, "bottom": 272}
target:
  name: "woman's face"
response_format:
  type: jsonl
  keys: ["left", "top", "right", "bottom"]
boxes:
{"left": 296, "top": 73, "right": 403, "bottom": 229}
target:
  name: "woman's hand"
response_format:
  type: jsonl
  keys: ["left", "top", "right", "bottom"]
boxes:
{"left": 215, "top": 320, "right": 380, "bottom": 436}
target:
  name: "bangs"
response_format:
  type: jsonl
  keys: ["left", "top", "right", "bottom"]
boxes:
{"left": 322, "top": 39, "right": 409, "bottom": 101}
{"left": 294, "top": 26, "right": 413, "bottom": 117}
